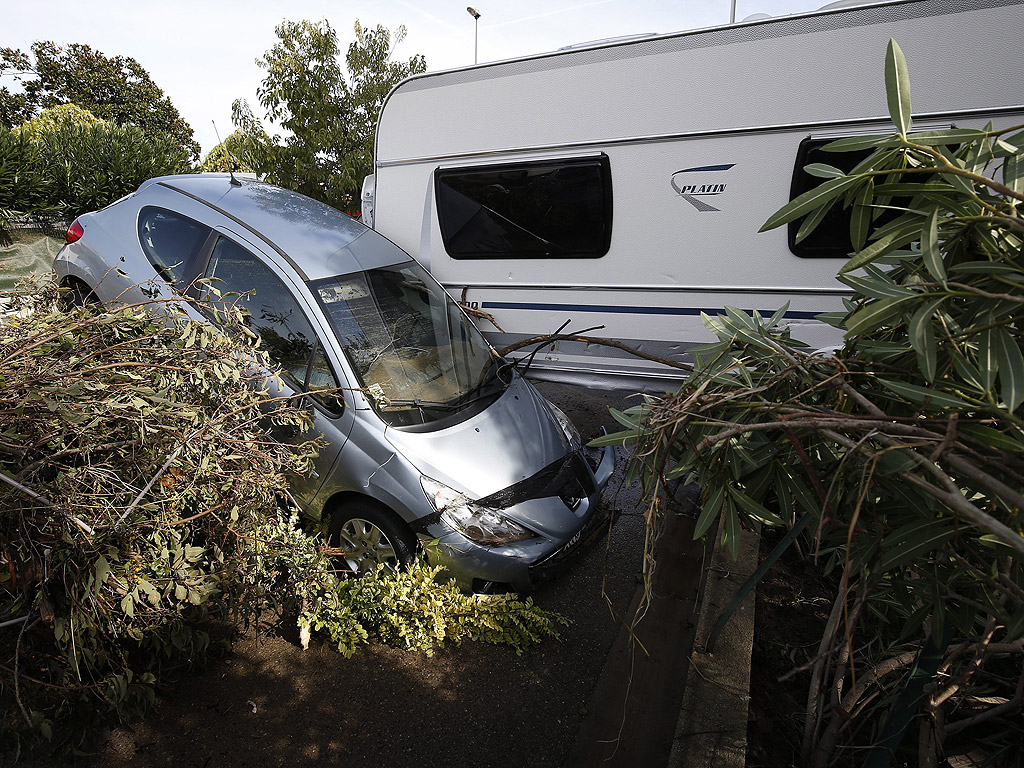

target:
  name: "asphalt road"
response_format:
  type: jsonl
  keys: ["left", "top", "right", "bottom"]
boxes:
{"left": 92, "top": 381, "right": 653, "bottom": 768}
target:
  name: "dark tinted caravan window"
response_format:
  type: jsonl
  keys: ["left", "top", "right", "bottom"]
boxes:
{"left": 788, "top": 138, "right": 880, "bottom": 259}
{"left": 789, "top": 136, "right": 920, "bottom": 258}
{"left": 435, "top": 155, "right": 612, "bottom": 259}
{"left": 138, "top": 207, "right": 212, "bottom": 284}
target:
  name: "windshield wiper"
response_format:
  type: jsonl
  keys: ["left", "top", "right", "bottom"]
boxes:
{"left": 386, "top": 385, "right": 503, "bottom": 413}
{"left": 384, "top": 398, "right": 462, "bottom": 411}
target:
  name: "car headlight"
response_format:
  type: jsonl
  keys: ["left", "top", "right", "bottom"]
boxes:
{"left": 548, "top": 402, "right": 581, "bottom": 449}
{"left": 420, "top": 476, "right": 536, "bottom": 546}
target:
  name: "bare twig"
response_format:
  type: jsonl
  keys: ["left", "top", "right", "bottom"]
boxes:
{"left": 497, "top": 333, "right": 693, "bottom": 371}
{"left": 944, "top": 664, "right": 1024, "bottom": 736}
{"left": 0, "top": 470, "right": 95, "bottom": 536}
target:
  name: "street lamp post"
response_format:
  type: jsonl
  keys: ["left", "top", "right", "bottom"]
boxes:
{"left": 467, "top": 7, "right": 481, "bottom": 64}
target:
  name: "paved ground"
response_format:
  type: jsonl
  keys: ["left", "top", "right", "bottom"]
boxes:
{"left": 91, "top": 381, "right": 654, "bottom": 768}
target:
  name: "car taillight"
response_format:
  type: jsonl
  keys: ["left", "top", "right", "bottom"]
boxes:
{"left": 65, "top": 219, "right": 84, "bottom": 244}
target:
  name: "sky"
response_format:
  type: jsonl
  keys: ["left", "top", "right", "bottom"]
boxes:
{"left": 4, "top": 0, "right": 827, "bottom": 157}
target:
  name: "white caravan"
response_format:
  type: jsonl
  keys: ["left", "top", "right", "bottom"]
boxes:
{"left": 365, "top": 0, "right": 1024, "bottom": 390}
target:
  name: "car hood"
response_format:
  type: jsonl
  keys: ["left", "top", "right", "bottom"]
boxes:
{"left": 382, "top": 376, "right": 570, "bottom": 499}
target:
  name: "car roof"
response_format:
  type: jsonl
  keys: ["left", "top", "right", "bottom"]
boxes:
{"left": 136, "top": 174, "right": 409, "bottom": 281}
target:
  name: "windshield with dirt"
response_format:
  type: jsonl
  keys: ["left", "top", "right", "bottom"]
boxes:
{"left": 309, "top": 261, "right": 505, "bottom": 426}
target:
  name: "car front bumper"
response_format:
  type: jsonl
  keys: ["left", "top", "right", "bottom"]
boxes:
{"left": 418, "top": 437, "right": 616, "bottom": 593}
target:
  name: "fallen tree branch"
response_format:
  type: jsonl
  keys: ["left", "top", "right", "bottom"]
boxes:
{"left": 0, "top": 471, "right": 95, "bottom": 536}
{"left": 497, "top": 333, "right": 694, "bottom": 372}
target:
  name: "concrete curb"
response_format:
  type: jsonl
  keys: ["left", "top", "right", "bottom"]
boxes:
{"left": 668, "top": 527, "right": 760, "bottom": 768}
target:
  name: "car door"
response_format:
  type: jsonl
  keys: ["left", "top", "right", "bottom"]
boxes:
{"left": 191, "top": 232, "right": 353, "bottom": 510}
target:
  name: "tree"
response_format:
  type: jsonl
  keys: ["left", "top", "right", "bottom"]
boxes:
{"left": 600, "top": 41, "right": 1024, "bottom": 765}
{"left": 200, "top": 122, "right": 271, "bottom": 175}
{"left": 237, "top": 19, "right": 425, "bottom": 209}
{"left": 15, "top": 103, "right": 104, "bottom": 136}
{"left": 0, "top": 42, "right": 199, "bottom": 161}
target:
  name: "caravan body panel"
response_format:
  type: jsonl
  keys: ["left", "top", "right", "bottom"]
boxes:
{"left": 371, "top": 0, "right": 1024, "bottom": 389}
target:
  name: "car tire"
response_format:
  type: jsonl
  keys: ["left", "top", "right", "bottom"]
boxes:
{"left": 327, "top": 500, "right": 417, "bottom": 578}
{"left": 62, "top": 278, "right": 98, "bottom": 309}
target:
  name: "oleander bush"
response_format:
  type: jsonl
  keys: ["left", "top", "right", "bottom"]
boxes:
{"left": 602, "top": 40, "right": 1023, "bottom": 766}
{"left": 0, "top": 118, "right": 193, "bottom": 244}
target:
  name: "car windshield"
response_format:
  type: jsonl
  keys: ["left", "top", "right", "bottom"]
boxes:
{"left": 309, "top": 261, "right": 506, "bottom": 425}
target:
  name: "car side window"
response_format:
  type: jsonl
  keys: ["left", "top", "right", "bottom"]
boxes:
{"left": 198, "top": 236, "right": 343, "bottom": 410}
{"left": 138, "top": 207, "right": 212, "bottom": 285}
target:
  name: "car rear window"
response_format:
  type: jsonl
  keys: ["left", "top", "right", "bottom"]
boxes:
{"left": 138, "top": 207, "right": 212, "bottom": 284}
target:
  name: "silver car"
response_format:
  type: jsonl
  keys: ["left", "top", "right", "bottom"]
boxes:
{"left": 53, "top": 174, "right": 615, "bottom": 592}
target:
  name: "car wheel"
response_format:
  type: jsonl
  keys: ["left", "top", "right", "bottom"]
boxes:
{"left": 62, "top": 278, "right": 98, "bottom": 309}
{"left": 328, "top": 501, "right": 416, "bottom": 577}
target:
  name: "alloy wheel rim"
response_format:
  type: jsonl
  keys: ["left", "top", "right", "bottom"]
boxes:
{"left": 337, "top": 518, "right": 399, "bottom": 576}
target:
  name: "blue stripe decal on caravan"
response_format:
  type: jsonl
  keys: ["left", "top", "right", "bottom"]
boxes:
{"left": 481, "top": 301, "right": 823, "bottom": 320}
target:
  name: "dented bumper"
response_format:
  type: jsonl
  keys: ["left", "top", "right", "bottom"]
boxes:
{"left": 419, "top": 436, "right": 616, "bottom": 593}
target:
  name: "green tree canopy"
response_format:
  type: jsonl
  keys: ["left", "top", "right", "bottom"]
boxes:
{"left": 237, "top": 19, "right": 426, "bottom": 210}
{"left": 200, "top": 122, "right": 271, "bottom": 175}
{"left": 16, "top": 103, "right": 104, "bottom": 136}
{"left": 0, "top": 42, "right": 199, "bottom": 161}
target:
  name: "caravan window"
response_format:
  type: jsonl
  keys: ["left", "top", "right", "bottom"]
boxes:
{"left": 789, "top": 136, "right": 918, "bottom": 259}
{"left": 435, "top": 156, "right": 612, "bottom": 259}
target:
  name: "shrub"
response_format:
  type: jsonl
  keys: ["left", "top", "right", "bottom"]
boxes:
{"left": 0, "top": 129, "right": 56, "bottom": 243}
{"left": 0, "top": 284, "right": 563, "bottom": 756}
{"left": 601, "top": 40, "right": 1023, "bottom": 766}
{"left": 34, "top": 122, "right": 193, "bottom": 218}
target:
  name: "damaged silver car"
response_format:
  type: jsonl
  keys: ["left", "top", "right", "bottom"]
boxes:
{"left": 52, "top": 174, "right": 615, "bottom": 592}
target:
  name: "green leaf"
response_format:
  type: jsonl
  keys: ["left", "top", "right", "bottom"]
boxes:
{"left": 822, "top": 134, "right": 897, "bottom": 153}
{"left": 780, "top": 465, "right": 820, "bottom": 516}
{"left": 844, "top": 295, "right": 916, "bottom": 337}
{"left": 920, "top": 208, "right": 945, "bottom": 282}
{"left": 909, "top": 299, "right": 942, "bottom": 383}
{"left": 722, "top": 498, "right": 741, "bottom": 560}
{"left": 958, "top": 423, "right": 1024, "bottom": 453}
{"left": 588, "top": 429, "right": 636, "bottom": 448}
{"left": 837, "top": 273, "right": 915, "bottom": 300}
{"left": 794, "top": 197, "right": 835, "bottom": 245}
{"left": 878, "top": 378, "right": 973, "bottom": 410}
{"left": 884, "top": 39, "right": 912, "bottom": 137}
{"left": 873, "top": 182, "right": 951, "bottom": 195}
{"left": 695, "top": 484, "right": 725, "bottom": 539}
{"left": 994, "top": 138, "right": 1020, "bottom": 158}
{"left": 729, "top": 485, "right": 785, "bottom": 526}
{"left": 95, "top": 555, "right": 111, "bottom": 587}
{"left": 760, "top": 174, "right": 861, "bottom": 232}
{"left": 804, "top": 163, "right": 846, "bottom": 179}
{"left": 608, "top": 407, "right": 640, "bottom": 430}
{"left": 849, "top": 180, "right": 874, "bottom": 252}
{"left": 138, "top": 579, "right": 161, "bottom": 606}
{"left": 992, "top": 327, "right": 1024, "bottom": 411}
{"left": 877, "top": 448, "right": 918, "bottom": 475}
{"left": 839, "top": 228, "right": 917, "bottom": 275}
{"left": 1004, "top": 153, "right": 1024, "bottom": 195}
{"left": 879, "top": 521, "right": 957, "bottom": 571}
{"left": 723, "top": 306, "right": 757, "bottom": 330}
{"left": 766, "top": 302, "right": 791, "bottom": 329}
{"left": 978, "top": 329, "right": 1000, "bottom": 391}
{"left": 904, "top": 128, "right": 987, "bottom": 147}
{"left": 950, "top": 261, "right": 1020, "bottom": 275}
